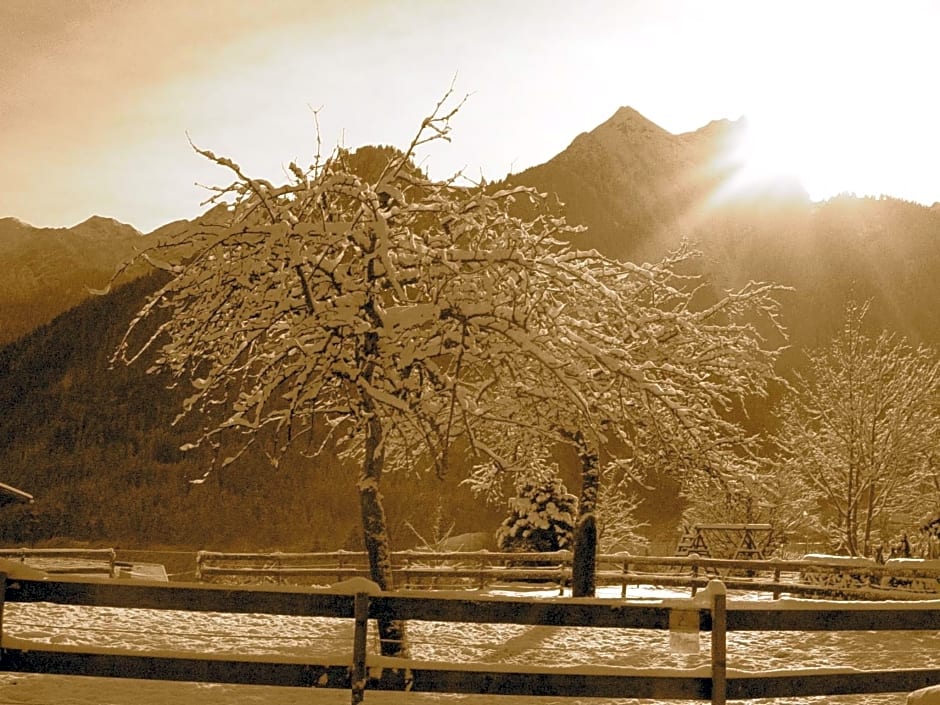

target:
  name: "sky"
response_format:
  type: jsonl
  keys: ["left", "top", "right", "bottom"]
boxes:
{"left": 2, "top": 0, "right": 939, "bottom": 234}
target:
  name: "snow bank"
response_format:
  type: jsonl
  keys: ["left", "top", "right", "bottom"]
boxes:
{"left": 908, "top": 684, "right": 940, "bottom": 704}
{"left": 368, "top": 654, "right": 713, "bottom": 678}
{"left": 0, "top": 558, "right": 49, "bottom": 580}
{"left": 323, "top": 577, "right": 382, "bottom": 595}
{"left": 1, "top": 635, "right": 350, "bottom": 666}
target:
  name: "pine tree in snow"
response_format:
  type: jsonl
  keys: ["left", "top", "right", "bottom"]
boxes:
{"left": 496, "top": 476, "right": 577, "bottom": 553}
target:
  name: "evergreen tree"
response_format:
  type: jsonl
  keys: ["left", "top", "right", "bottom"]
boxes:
{"left": 496, "top": 477, "right": 577, "bottom": 553}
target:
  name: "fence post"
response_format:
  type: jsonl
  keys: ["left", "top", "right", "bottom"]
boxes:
{"left": 690, "top": 554, "right": 700, "bottom": 596}
{"left": 772, "top": 558, "right": 782, "bottom": 600}
{"left": 0, "top": 571, "right": 6, "bottom": 650}
{"left": 351, "top": 592, "right": 370, "bottom": 705}
{"left": 710, "top": 581, "right": 727, "bottom": 705}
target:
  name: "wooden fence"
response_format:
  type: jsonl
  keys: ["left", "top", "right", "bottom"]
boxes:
{"left": 2, "top": 571, "right": 940, "bottom": 704}
{"left": 196, "top": 550, "right": 940, "bottom": 599}
{"left": 0, "top": 547, "right": 117, "bottom": 577}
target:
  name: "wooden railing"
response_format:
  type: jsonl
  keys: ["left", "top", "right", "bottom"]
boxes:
{"left": 0, "top": 547, "right": 117, "bottom": 577}
{"left": 2, "top": 573, "right": 940, "bottom": 704}
{"left": 196, "top": 550, "right": 940, "bottom": 599}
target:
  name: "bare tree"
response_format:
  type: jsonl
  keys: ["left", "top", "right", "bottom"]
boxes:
{"left": 111, "top": 92, "right": 605, "bottom": 649}
{"left": 113, "top": 94, "right": 519, "bottom": 655}
{"left": 595, "top": 460, "right": 650, "bottom": 554}
{"left": 773, "top": 301, "right": 940, "bottom": 556}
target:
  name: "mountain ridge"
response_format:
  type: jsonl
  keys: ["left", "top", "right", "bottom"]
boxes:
{"left": 4, "top": 106, "right": 938, "bottom": 354}
{"left": 1, "top": 108, "right": 938, "bottom": 549}
{"left": 506, "top": 107, "right": 940, "bottom": 351}
{"left": 0, "top": 215, "right": 147, "bottom": 345}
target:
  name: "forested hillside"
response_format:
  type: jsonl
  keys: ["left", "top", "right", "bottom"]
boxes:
{"left": 0, "top": 216, "right": 145, "bottom": 345}
{"left": 0, "top": 272, "right": 497, "bottom": 549}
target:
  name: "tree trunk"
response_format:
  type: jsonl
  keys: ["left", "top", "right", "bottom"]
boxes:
{"left": 862, "top": 480, "right": 876, "bottom": 558}
{"left": 359, "top": 409, "right": 407, "bottom": 657}
{"left": 571, "top": 513, "right": 597, "bottom": 597}
{"left": 571, "top": 433, "right": 599, "bottom": 597}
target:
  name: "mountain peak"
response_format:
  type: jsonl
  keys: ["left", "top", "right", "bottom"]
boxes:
{"left": 611, "top": 106, "right": 648, "bottom": 120}
{"left": 600, "top": 106, "right": 670, "bottom": 135}
{"left": 0, "top": 216, "right": 32, "bottom": 230}
{"left": 73, "top": 215, "right": 141, "bottom": 233}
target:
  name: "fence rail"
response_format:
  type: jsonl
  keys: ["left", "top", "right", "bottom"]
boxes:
{"left": 0, "top": 547, "right": 116, "bottom": 577}
{"left": 2, "top": 571, "right": 940, "bottom": 703}
{"left": 195, "top": 550, "right": 940, "bottom": 600}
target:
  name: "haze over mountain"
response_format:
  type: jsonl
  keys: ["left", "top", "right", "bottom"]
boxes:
{"left": 512, "top": 107, "right": 805, "bottom": 255}
{"left": 1, "top": 107, "right": 938, "bottom": 549}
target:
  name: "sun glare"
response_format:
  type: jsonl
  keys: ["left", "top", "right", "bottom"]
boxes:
{"left": 714, "top": 50, "right": 933, "bottom": 208}
{"left": 717, "top": 111, "right": 879, "bottom": 205}
{"left": 731, "top": 120, "right": 799, "bottom": 184}
{"left": 718, "top": 116, "right": 811, "bottom": 200}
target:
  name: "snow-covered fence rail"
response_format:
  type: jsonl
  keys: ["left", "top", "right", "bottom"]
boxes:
{"left": 196, "top": 550, "right": 940, "bottom": 599}
{"left": 195, "top": 549, "right": 371, "bottom": 583}
{"left": 796, "top": 556, "right": 940, "bottom": 597}
{"left": 609, "top": 554, "right": 940, "bottom": 600}
{"left": 196, "top": 549, "right": 574, "bottom": 589}
{"left": 0, "top": 547, "right": 116, "bottom": 577}
{"left": 2, "top": 573, "right": 940, "bottom": 703}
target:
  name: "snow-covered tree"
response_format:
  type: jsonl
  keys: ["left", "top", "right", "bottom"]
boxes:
{"left": 111, "top": 91, "right": 600, "bottom": 651}
{"left": 773, "top": 301, "right": 940, "bottom": 556}
{"left": 460, "top": 243, "right": 787, "bottom": 594}
{"left": 679, "top": 456, "right": 823, "bottom": 553}
{"left": 496, "top": 475, "right": 577, "bottom": 553}
{"left": 115, "top": 89, "right": 786, "bottom": 653}
{"left": 594, "top": 461, "right": 649, "bottom": 554}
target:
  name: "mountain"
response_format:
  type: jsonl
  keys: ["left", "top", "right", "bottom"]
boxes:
{"left": 0, "top": 216, "right": 145, "bottom": 345}
{"left": 510, "top": 108, "right": 801, "bottom": 257}
{"left": 1, "top": 109, "right": 939, "bottom": 549}
{"left": 0, "top": 203, "right": 242, "bottom": 346}
{"left": 508, "top": 107, "right": 940, "bottom": 355}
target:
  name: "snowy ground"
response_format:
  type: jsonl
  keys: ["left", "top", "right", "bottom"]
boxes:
{"left": 0, "top": 583, "right": 937, "bottom": 704}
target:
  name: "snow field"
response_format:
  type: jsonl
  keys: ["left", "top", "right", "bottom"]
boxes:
{"left": 0, "top": 585, "right": 937, "bottom": 704}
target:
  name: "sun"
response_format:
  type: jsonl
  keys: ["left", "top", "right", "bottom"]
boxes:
{"left": 715, "top": 109, "right": 879, "bottom": 205}
{"left": 731, "top": 119, "right": 803, "bottom": 185}
{"left": 715, "top": 115, "right": 817, "bottom": 201}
